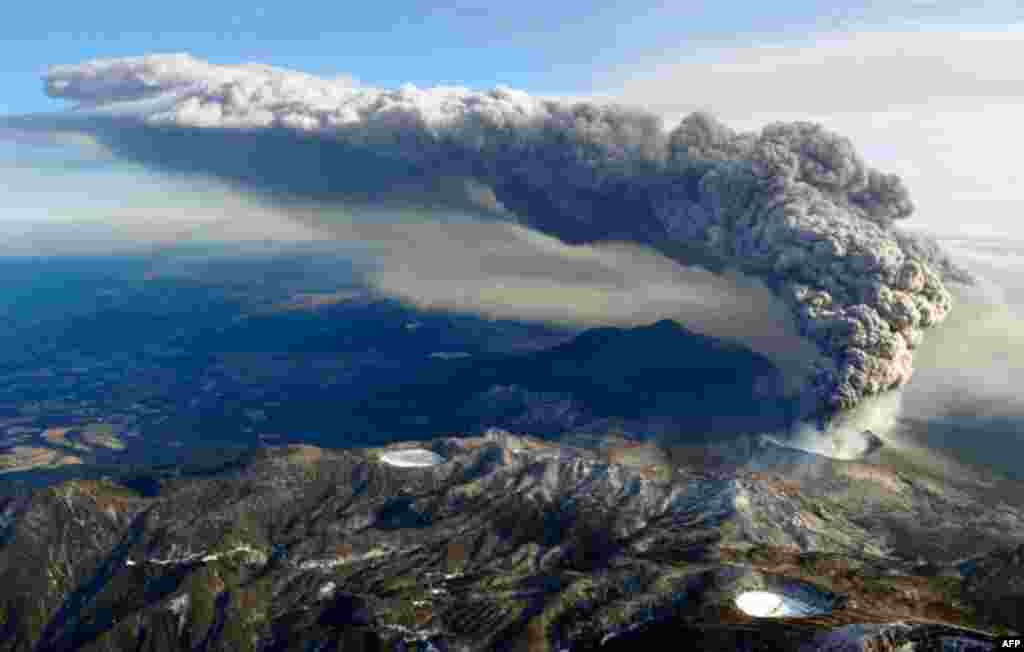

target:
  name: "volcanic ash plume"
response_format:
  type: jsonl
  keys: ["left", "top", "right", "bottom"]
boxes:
{"left": 39, "top": 53, "right": 967, "bottom": 419}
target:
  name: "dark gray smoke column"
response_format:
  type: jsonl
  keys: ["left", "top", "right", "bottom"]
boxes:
{"left": 41, "top": 54, "right": 957, "bottom": 420}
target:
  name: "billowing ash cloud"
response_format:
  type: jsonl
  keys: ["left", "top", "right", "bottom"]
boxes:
{"left": 38, "top": 53, "right": 967, "bottom": 419}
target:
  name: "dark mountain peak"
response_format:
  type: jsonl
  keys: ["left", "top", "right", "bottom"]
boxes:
{"left": 355, "top": 317, "right": 797, "bottom": 441}
{"left": 647, "top": 317, "right": 687, "bottom": 332}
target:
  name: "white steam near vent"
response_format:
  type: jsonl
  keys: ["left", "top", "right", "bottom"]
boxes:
{"left": 24, "top": 53, "right": 974, "bottom": 420}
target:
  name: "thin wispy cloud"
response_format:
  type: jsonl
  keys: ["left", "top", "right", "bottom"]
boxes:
{"left": 598, "top": 26, "right": 1024, "bottom": 241}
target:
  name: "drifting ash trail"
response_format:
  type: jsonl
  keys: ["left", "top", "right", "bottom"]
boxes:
{"left": 15, "top": 53, "right": 975, "bottom": 422}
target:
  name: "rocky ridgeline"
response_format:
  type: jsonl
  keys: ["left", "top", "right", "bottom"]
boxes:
{"left": 0, "top": 431, "right": 1020, "bottom": 651}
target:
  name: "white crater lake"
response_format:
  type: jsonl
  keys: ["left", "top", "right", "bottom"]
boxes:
{"left": 734, "top": 590, "right": 829, "bottom": 618}
{"left": 379, "top": 449, "right": 446, "bottom": 468}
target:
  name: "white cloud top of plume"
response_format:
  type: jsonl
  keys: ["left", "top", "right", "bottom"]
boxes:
{"left": 43, "top": 52, "right": 553, "bottom": 134}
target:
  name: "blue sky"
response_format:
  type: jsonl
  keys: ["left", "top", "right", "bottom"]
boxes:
{"left": 2, "top": 0, "right": 1022, "bottom": 115}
